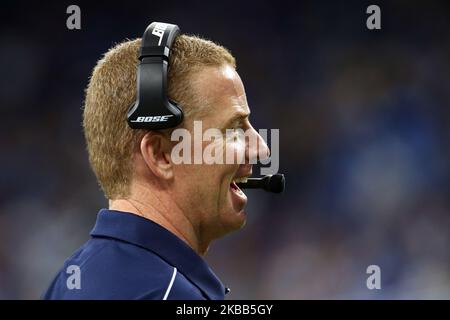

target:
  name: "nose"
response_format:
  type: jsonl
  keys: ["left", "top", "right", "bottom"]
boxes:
{"left": 246, "top": 125, "right": 270, "bottom": 164}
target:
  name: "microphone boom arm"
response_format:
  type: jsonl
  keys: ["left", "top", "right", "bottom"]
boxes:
{"left": 237, "top": 174, "right": 285, "bottom": 193}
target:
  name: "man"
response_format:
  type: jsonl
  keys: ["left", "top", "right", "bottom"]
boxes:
{"left": 44, "top": 25, "right": 269, "bottom": 299}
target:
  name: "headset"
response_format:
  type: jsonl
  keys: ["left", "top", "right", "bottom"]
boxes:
{"left": 127, "top": 21, "right": 285, "bottom": 193}
{"left": 127, "top": 22, "right": 183, "bottom": 130}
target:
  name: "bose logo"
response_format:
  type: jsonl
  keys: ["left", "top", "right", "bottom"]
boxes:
{"left": 152, "top": 23, "right": 169, "bottom": 46}
{"left": 130, "top": 115, "right": 174, "bottom": 123}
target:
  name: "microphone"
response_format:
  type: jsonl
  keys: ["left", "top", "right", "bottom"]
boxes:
{"left": 237, "top": 174, "right": 285, "bottom": 193}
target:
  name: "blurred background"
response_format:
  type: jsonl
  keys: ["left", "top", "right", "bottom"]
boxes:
{"left": 1, "top": 0, "right": 449, "bottom": 299}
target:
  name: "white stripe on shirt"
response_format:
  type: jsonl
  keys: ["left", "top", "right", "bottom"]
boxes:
{"left": 162, "top": 267, "right": 177, "bottom": 300}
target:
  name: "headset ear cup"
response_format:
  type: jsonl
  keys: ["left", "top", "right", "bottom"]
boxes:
{"left": 127, "top": 22, "right": 182, "bottom": 130}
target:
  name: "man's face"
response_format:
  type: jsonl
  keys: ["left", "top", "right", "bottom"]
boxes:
{"left": 171, "top": 64, "right": 269, "bottom": 242}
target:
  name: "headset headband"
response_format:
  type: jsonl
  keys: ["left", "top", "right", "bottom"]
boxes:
{"left": 127, "top": 22, "right": 183, "bottom": 130}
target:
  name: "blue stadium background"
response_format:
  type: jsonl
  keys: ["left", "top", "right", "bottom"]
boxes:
{"left": 0, "top": 0, "right": 449, "bottom": 298}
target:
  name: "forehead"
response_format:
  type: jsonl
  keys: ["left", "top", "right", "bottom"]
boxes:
{"left": 194, "top": 65, "right": 249, "bottom": 118}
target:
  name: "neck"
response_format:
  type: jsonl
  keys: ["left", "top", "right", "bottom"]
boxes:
{"left": 109, "top": 181, "right": 210, "bottom": 256}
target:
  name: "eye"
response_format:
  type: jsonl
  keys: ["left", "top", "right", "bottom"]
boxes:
{"left": 234, "top": 119, "right": 247, "bottom": 130}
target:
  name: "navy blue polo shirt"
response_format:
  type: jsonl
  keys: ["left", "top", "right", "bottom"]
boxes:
{"left": 43, "top": 209, "right": 227, "bottom": 300}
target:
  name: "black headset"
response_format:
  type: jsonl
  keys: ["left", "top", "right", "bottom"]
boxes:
{"left": 127, "top": 22, "right": 183, "bottom": 130}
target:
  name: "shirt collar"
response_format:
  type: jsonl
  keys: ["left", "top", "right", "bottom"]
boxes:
{"left": 90, "top": 209, "right": 225, "bottom": 300}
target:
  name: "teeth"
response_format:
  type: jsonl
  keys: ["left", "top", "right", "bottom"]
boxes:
{"left": 233, "top": 177, "right": 248, "bottom": 184}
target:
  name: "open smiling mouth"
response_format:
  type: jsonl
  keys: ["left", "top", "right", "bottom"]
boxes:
{"left": 229, "top": 177, "right": 248, "bottom": 212}
{"left": 230, "top": 177, "right": 248, "bottom": 194}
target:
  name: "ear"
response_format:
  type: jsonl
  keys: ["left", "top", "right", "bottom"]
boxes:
{"left": 140, "top": 131, "right": 174, "bottom": 180}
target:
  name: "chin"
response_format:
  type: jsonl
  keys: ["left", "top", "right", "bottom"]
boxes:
{"left": 230, "top": 209, "right": 247, "bottom": 228}
{"left": 219, "top": 204, "right": 248, "bottom": 235}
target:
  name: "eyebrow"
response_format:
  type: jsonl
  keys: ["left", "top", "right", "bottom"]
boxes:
{"left": 222, "top": 111, "right": 250, "bottom": 130}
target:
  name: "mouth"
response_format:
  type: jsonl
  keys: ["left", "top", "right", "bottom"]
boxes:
{"left": 230, "top": 176, "right": 249, "bottom": 193}
{"left": 231, "top": 176, "right": 248, "bottom": 187}
{"left": 229, "top": 175, "right": 249, "bottom": 213}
